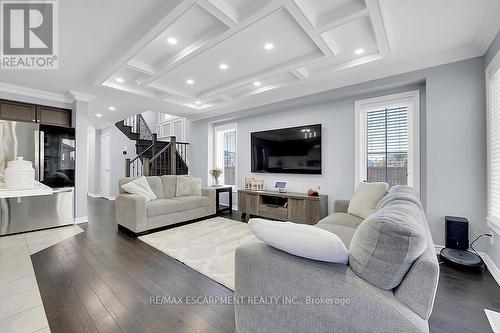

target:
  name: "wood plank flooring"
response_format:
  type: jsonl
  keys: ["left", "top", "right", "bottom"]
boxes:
{"left": 30, "top": 197, "right": 500, "bottom": 333}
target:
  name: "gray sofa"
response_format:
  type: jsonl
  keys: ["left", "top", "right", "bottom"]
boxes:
{"left": 235, "top": 186, "right": 439, "bottom": 333}
{"left": 116, "top": 175, "right": 216, "bottom": 236}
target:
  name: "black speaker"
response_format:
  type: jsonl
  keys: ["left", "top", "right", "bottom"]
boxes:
{"left": 445, "top": 216, "right": 469, "bottom": 250}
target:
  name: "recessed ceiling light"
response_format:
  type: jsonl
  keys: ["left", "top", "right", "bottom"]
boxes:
{"left": 96, "top": 114, "right": 102, "bottom": 118}
{"left": 195, "top": 100, "right": 201, "bottom": 105}
{"left": 186, "top": 79, "right": 194, "bottom": 85}
{"left": 219, "top": 63, "right": 228, "bottom": 70}
{"left": 264, "top": 43, "right": 274, "bottom": 50}
{"left": 115, "top": 77, "right": 124, "bottom": 83}
{"left": 108, "top": 106, "right": 116, "bottom": 111}
{"left": 253, "top": 81, "right": 261, "bottom": 87}
{"left": 354, "top": 48, "right": 365, "bottom": 55}
{"left": 167, "top": 37, "right": 178, "bottom": 45}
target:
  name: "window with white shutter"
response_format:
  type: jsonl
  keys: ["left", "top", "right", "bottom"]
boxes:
{"left": 214, "top": 124, "right": 237, "bottom": 186}
{"left": 355, "top": 91, "right": 420, "bottom": 191}
{"left": 487, "top": 52, "right": 500, "bottom": 231}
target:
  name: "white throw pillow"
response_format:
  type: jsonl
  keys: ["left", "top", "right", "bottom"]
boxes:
{"left": 248, "top": 218, "right": 348, "bottom": 264}
{"left": 176, "top": 176, "right": 202, "bottom": 196}
{"left": 121, "top": 176, "right": 157, "bottom": 202}
{"left": 348, "top": 182, "right": 389, "bottom": 219}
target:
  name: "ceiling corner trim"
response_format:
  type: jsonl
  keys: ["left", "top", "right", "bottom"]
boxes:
{"left": 0, "top": 82, "right": 74, "bottom": 104}
{"left": 69, "top": 90, "right": 96, "bottom": 103}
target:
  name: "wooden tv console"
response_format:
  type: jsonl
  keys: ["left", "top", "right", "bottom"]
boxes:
{"left": 238, "top": 189, "right": 328, "bottom": 225}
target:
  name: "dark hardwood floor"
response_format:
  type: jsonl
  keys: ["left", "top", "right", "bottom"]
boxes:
{"left": 31, "top": 197, "right": 500, "bottom": 333}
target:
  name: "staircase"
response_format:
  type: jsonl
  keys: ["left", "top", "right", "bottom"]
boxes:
{"left": 116, "top": 114, "right": 189, "bottom": 177}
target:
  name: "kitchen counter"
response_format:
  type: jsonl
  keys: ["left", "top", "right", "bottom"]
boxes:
{"left": 0, "top": 181, "right": 53, "bottom": 198}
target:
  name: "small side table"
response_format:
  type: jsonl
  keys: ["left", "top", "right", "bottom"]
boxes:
{"left": 215, "top": 186, "right": 233, "bottom": 214}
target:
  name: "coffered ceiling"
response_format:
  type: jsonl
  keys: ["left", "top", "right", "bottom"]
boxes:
{"left": 97, "top": 0, "right": 389, "bottom": 111}
{"left": 0, "top": 0, "right": 498, "bottom": 126}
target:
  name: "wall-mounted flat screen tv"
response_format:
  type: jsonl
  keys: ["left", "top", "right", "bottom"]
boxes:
{"left": 251, "top": 124, "right": 321, "bottom": 174}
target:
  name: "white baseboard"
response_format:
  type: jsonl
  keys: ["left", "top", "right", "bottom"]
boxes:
{"left": 482, "top": 253, "right": 500, "bottom": 286}
{"left": 75, "top": 216, "right": 88, "bottom": 224}
{"left": 434, "top": 244, "right": 500, "bottom": 286}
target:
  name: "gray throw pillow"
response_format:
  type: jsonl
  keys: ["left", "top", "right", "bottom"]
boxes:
{"left": 348, "top": 202, "right": 427, "bottom": 290}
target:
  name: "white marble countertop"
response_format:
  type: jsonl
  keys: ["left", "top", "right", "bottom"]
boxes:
{"left": 0, "top": 181, "right": 53, "bottom": 198}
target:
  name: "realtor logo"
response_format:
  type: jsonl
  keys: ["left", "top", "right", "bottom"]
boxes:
{"left": 1, "top": 1, "right": 58, "bottom": 69}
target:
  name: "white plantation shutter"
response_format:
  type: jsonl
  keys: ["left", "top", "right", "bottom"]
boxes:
{"left": 355, "top": 91, "right": 419, "bottom": 191}
{"left": 487, "top": 58, "right": 500, "bottom": 226}
{"left": 366, "top": 106, "right": 409, "bottom": 186}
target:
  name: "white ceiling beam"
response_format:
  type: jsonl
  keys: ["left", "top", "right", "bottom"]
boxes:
{"left": 285, "top": 2, "right": 334, "bottom": 57}
{"left": 196, "top": 51, "right": 323, "bottom": 99}
{"left": 316, "top": 8, "right": 370, "bottom": 34}
{"left": 94, "top": 0, "right": 195, "bottom": 86}
{"left": 289, "top": 69, "right": 308, "bottom": 81}
{"left": 197, "top": 0, "right": 238, "bottom": 28}
{"left": 364, "top": 0, "right": 390, "bottom": 57}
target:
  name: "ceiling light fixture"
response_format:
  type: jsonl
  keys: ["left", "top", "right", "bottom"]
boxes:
{"left": 195, "top": 100, "right": 201, "bottom": 105}
{"left": 96, "top": 114, "right": 102, "bottom": 118}
{"left": 253, "top": 81, "right": 261, "bottom": 87}
{"left": 108, "top": 106, "right": 116, "bottom": 111}
{"left": 219, "top": 63, "right": 228, "bottom": 70}
{"left": 167, "top": 37, "right": 178, "bottom": 45}
{"left": 186, "top": 79, "right": 194, "bottom": 85}
{"left": 264, "top": 43, "right": 274, "bottom": 50}
{"left": 354, "top": 48, "right": 365, "bottom": 55}
{"left": 115, "top": 77, "right": 124, "bottom": 83}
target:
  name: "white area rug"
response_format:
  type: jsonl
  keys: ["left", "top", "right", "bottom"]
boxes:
{"left": 139, "top": 217, "right": 257, "bottom": 290}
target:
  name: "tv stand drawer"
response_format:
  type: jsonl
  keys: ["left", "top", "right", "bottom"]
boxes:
{"left": 258, "top": 204, "right": 288, "bottom": 221}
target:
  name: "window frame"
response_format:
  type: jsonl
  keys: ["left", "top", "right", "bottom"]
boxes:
{"left": 213, "top": 123, "right": 237, "bottom": 188}
{"left": 486, "top": 50, "right": 500, "bottom": 234}
{"left": 354, "top": 90, "right": 420, "bottom": 193}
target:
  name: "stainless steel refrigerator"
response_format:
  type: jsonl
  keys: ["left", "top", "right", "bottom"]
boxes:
{"left": 0, "top": 120, "right": 75, "bottom": 235}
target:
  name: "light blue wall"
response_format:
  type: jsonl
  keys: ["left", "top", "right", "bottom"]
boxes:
{"left": 190, "top": 57, "right": 487, "bottom": 250}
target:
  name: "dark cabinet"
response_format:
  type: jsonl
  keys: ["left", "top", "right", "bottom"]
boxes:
{"left": 0, "top": 101, "right": 37, "bottom": 122}
{"left": 0, "top": 99, "right": 71, "bottom": 127}
{"left": 37, "top": 106, "right": 71, "bottom": 127}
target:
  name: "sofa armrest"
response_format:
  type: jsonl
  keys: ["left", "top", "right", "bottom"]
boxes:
{"left": 333, "top": 199, "right": 350, "bottom": 213}
{"left": 235, "top": 242, "right": 428, "bottom": 333}
{"left": 201, "top": 187, "right": 216, "bottom": 214}
{"left": 115, "top": 194, "right": 147, "bottom": 233}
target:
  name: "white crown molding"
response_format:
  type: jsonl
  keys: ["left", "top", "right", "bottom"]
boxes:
{"left": 69, "top": 90, "right": 96, "bottom": 102}
{"left": 0, "top": 81, "right": 73, "bottom": 104}
{"left": 475, "top": 0, "right": 500, "bottom": 54}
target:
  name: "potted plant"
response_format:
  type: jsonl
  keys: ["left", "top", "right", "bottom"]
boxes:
{"left": 209, "top": 168, "right": 223, "bottom": 187}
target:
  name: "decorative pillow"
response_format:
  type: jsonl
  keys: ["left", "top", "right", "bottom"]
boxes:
{"left": 248, "top": 218, "right": 348, "bottom": 264}
{"left": 121, "top": 176, "right": 157, "bottom": 202}
{"left": 348, "top": 182, "right": 389, "bottom": 219}
{"left": 348, "top": 203, "right": 427, "bottom": 290}
{"left": 175, "top": 176, "right": 202, "bottom": 196}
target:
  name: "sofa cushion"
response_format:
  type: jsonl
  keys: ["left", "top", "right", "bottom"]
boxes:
{"left": 119, "top": 176, "right": 164, "bottom": 199}
{"left": 376, "top": 185, "right": 422, "bottom": 210}
{"left": 348, "top": 182, "right": 389, "bottom": 219}
{"left": 317, "top": 213, "right": 364, "bottom": 229}
{"left": 349, "top": 201, "right": 427, "bottom": 290}
{"left": 173, "top": 196, "right": 210, "bottom": 211}
{"left": 161, "top": 175, "right": 177, "bottom": 199}
{"left": 120, "top": 176, "right": 158, "bottom": 202}
{"left": 315, "top": 223, "right": 356, "bottom": 248}
{"left": 176, "top": 176, "right": 202, "bottom": 196}
{"left": 146, "top": 199, "right": 183, "bottom": 217}
{"left": 249, "top": 218, "right": 348, "bottom": 264}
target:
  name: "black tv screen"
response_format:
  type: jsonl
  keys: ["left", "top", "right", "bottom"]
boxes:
{"left": 251, "top": 124, "right": 321, "bottom": 174}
